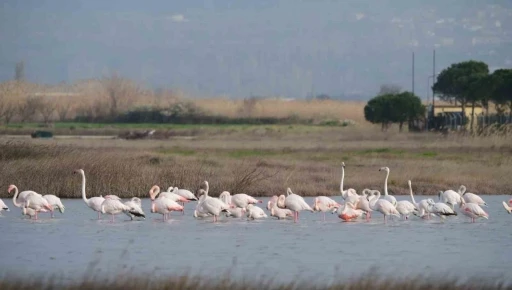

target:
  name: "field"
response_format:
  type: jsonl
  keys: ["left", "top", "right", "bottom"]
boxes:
{"left": 1, "top": 123, "right": 511, "bottom": 199}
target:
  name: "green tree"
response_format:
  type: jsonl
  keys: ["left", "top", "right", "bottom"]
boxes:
{"left": 490, "top": 69, "right": 512, "bottom": 119}
{"left": 364, "top": 92, "right": 425, "bottom": 132}
{"left": 433, "top": 60, "right": 489, "bottom": 131}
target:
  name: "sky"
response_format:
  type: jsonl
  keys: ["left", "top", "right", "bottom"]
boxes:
{"left": 1, "top": 0, "right": 511, "bottom": 100}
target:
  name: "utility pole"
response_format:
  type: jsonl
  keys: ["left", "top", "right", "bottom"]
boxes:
{"left": 412, "top": 52, "right": 415, "bottom": 95}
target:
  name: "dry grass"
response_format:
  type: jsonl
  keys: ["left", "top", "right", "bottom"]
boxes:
{"left": 191, "top": 98, "right": 367, "bottom": 124}
{"left": 0, "top": 271, "right": 509, "bottom": 290}
{"left": 1, "top": 126, "right": 511, "bottom": 198}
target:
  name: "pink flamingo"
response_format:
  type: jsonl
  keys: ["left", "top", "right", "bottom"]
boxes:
{"left": 312, "top": 196, "right": 342, "bottom": 221}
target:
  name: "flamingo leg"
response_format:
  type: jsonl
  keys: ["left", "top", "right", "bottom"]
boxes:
{"left": 111, "top": 214, "right": 114, "bottom": 223}
{"left": 97, "top": 211, "right": 101, "bottom": 220}
{"left": 384, "top": 215, "right": 386, "bottom": 223}
{"left": 35, "top": 211, "right": 38, "bottom": 220}
{"left": 51, "top": 211, "right": 55, "bottom": 218}
{"left": 323, "top": 212, "right": 326, "bottom": 221}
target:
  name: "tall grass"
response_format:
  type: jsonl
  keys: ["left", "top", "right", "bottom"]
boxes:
{"left": 0, "top": 272, "right": 509, "bottom": 290}
{"left": 1, "top": 133, "right": 511, "bottom": 198}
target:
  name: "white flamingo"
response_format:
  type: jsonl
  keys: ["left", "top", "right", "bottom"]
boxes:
{"left": 395, "top": 200, "right": 417, "bottom": 220}
{"left": 368, "top": 190, "right": 400, "bottom": 223}
{"left": 246, "top": 204, "right": 267, "bottom": 219}
{"left": 21, "top": 206, "right": 39, "bottom": 219}
{"left": 149, "top": 186, "right": 184, "bottom": 221}
{"left": 340, "top": 162, "right": 358, "bottom": 199}
{"left": 9, "top": 185, "right": 52, "bottom": 220}
{"left": 502, "top": 201, "right": 512, "bottom": 214}
{"left": 312, "top": 196, "right": 342, "bottom": 221}
{"left": 150, "top": 185, "right": 189, "bottom": 216}
{"left": 219, "top": 191, "right": 262, "bottom": 209}
{"left": 24, "top": 192, "right": 53, "bottom": 220}
{"left": 170, "top": 186, "right": 198, "bottom": 201}
{"left": 268, "top": 196, "right": 293, "bottom": 219}
{"left": 459, "top": 185, "right": 487, "bottom": 207}
{"left": 407, "top": 180, "right": 431, "bottom": 219}
{"left": 426, "top": 199, "right": 457, "bottom": 220}
{"left": 438, "top": 186, "right": 463, "bottom": 209}
{"left": 356, "top": 189, "right": 373, "bottom": 220}
{"left": 0, "top": 198, "right": 9, "bottom": 213}
{"left": 75, "top": 169, "right": 105, "bottom": 220}
{"left": 101, "top": 196, "right": 140, "bottom": 222}
{"left": 379, "top": 167, "right": 397, "bottom": 206}
{"left": 277, "top": 188, "right": 314, "bottom": 223}
{"left": 226, "top": 207, "right": 247, "bottom": 218}
{"left": 459, "top": 198, "right": 488, "bottom": 223}
{"left": 193, "top": 194, "right": 211, "bottom": 218}
{"left": 8, "top": 185, "right": 37, "bottom": 208}
{"left": 337, "top": 202, "right": 364, "bottom": 222}
{"left": 124, "top": 197, "right": 145, "bottom": 220}
{"left": 43, "top": 195, "right": 65, "bottom": 218}
{"left": 195, "top": 181, "right": 231, "bottom": 222}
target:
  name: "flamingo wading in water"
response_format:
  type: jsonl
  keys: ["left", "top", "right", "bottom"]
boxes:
{"left": 278, "top": 188, "right": 314, "bottom": 223}
{"left": 75, "top": 169, "right": 105, "bottom": 220}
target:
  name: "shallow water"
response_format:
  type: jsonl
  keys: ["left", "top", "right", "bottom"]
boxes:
{"left": 0, "top": 195, "right": 511, "bottom": 283}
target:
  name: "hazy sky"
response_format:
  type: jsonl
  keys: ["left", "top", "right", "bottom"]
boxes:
{"left": 1, "top": 0, "right": 511, "bottom": 99}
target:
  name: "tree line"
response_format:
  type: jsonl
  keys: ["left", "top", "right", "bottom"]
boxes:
{"left": 433, "top": 60, "right": 512, "bottom": 132}
{"left": 364, "top": 61, "right": 512, "bottom": 132}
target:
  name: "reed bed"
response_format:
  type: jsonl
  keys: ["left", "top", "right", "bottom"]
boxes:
{"left": 0, "top": 272, "right": 509, "bottom": 290}
{"left": 1, "top": 130, "right": 511, "bottom": 198}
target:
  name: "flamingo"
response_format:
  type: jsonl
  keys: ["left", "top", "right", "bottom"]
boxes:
{"left": 337, "top": 202, "right": 364, "bottom": 222}
{"left": 150, "top": 186, "right": 188, "bottom": 217}
{"left": 21, "top": 206, "right": 39, "bottom": 219}
{"left": 124, "top": 197, "right": 145, "bottom": 220}
{"left": 219, "top": 191, "right": 262, "bottom": 209}
{"left": 379, "top": 167, "right": 397, "bottom": 206}
{"left": 219, "top": 191, "right": 233, "bottom": 207}
{"left": 395, "top": 200, "right": 417, "bottom": 220}
{"left": 170, "top": 187, "right": 198, "bottom": 201}
{"left": 193, "top": 194, "right": 211, "bottom": 219}
{"left": 0, "top": 198, "right": 9, "bottom": 213}
{"left": 168, "top": 186, "right": 198, "bottom": 214}
{"left": 268, "top": 197, "right": 293, "bottom": 219}
{"left": 195, "top": 181, "right": 231, "bottom": 222}
{"left": 312, "top": 196, "right": 342, "bottom": 221}
{"left": 277, "top": 188, "right": 314, "bottom": 223}
{"left": 42, "top": 195, "right": 65, "bottom": 218}
{"left": 23, "top": 192, "right": 53, "bottom": 220}
{"left": 502, "top": 202, "right": 512, "bottom": 214}
{"left": 8, "top": 185, "right": 37, "bottom": 209}
{"left": 368, "top": 190, "right": 400, "bottom": 223}
{"left": 407, "top": 180, "right": 431, "bottom": 219}
{"left": 246, "top": 204, "right": 267, "bottom": 219}
{"left": 225, "top": 207, "right": 247, "bottom": 218}
{"left": 438, "top": 186, "right": 463, "bottom": 209}
{"left": 149, "top": 186, "right": 184, "bottom": 221}
{"left": 426, "top": 199, "right": 457, "bottom": 220}
{"left": 74, "top": 169, "right": 105, "bottom": 219}
{"left": 101, "top": 196, "right": 141, "bottom": 222}
{"left": 459, "top": 185, "right": 487, "bottom": 207}
{"left": 459, "top": 198, "right": 488, "bottom": 223}
{"left": 356, "top": 189, "right": 373, "bottom": 220}
{"left": 340, "top": 162, "right": 358, "bottom": 199}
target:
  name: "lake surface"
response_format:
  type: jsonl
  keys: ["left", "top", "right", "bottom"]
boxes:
{"left": 0, "top": 195, "right": 511, "bottom": 283}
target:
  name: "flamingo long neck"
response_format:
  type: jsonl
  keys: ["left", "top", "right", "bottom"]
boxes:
{"left": 369, "top": 191, "right": 380, "bottom": 209}
{"left": 80, "top": 171, "right": 89, "bottom": 204}
{"left": 459, "top": 185, "right": 466, "bottom": 195}
{"left": 12, "top": 186, "right": 22, "bottom": 208}
{"left": 205, "top": 182, "right": 209, "bottom": 196}
{"left": 409, "top": 183, "right": 417, "bottom": 205}
{"left": 340, "top": 166, "right": 345, "bottom": 196}
{"left": 383, "top": 170, "right": 389, "bottom": 196}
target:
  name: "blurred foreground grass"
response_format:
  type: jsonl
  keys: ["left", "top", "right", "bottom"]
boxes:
{"left": 0, "top": 272, "right": 510, "bottom": 290}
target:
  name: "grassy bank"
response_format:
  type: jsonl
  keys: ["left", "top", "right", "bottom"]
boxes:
{"left": 1, "top": 125, "right": 511, "bottom": 198}
{"left": 0, "top": 272, "right": 509, "bottom": 290}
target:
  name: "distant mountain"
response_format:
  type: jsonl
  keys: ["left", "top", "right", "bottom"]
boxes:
{"left": 0, "top": 0, "right": 510, "bottom": 100}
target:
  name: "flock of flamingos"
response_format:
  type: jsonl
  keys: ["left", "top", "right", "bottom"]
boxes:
{"left": 1, "top": 163, "right": 511, "bottom": 223}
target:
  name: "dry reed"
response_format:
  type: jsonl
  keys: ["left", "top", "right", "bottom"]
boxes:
{"left": 0, "top": 272, "right": 509, "bottom": 290}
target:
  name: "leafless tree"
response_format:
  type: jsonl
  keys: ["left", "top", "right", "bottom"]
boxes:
{"left": 102, "top": 73, "right": 140, "bottom": 118}
{"left": 39, "top": 97, "right": 57, "bottom": 124}
{"left": 17, "top": 96, "right": 44, "bottom": 122}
